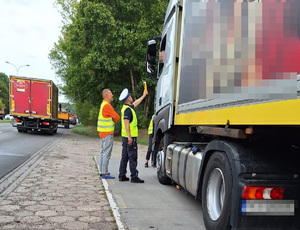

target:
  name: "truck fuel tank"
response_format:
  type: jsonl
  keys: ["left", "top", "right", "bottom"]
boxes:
{"left": 166, "top": 143, "right": 205, "bottom": 197}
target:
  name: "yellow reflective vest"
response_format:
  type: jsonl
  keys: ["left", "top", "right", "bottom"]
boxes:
{"left": 148, "top": 115, "right": 154, "bottom": 135}
{"left": 97, "top": 101, "right": 114, "bottom": 132}
{"left": 121, "top": 104, "right": 138, "bottom": 137}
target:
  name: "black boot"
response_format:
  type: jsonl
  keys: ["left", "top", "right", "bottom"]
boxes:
{"left": 131, "top": 177, "right": 144, "bottom": 183}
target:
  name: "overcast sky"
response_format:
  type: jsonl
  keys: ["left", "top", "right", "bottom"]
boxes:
{"left": 0, "top": 0, "right": 67, "bottom": 102}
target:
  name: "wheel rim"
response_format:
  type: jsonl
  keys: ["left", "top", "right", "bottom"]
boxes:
{"left": 156, "top": 150, "right": 162, "bottom": 173}
{"left": 206, "top": 168, "right": 225, "bottom": 221}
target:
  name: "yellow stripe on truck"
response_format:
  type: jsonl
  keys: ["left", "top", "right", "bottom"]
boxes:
{"left": 174, "top": 99, "right": 300, "bottom": 125}
{"left": 11, "top": 99, "right": 15, "bottom": 112}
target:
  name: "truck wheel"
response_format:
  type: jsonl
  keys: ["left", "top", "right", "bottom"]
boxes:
{"left": 17, "top": 129, "right": 22, "bottom": 133}
{"left": 157, "top": 137, "right": 172, "bottom": 185}
{"left": 202, "top": 151, "right": 232, "bottom": 230}
{"left": 48, "top": 129, "right": 54, "bottom": 135}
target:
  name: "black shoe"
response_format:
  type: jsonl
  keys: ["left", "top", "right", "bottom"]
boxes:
{"left": 119, "top": 176, "right": 130, "bottom": 181}
{"left": 145, "top": 162, "right": 148, "bottom": 168}
{"left": 131, "top": 177, "right": 144, "bottom": 183}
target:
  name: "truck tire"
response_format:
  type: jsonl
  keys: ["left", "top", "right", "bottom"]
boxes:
{"left": 157, "top": 137, "right": 172, "bottom": 185}
{"left": 202, "top": 151, "right": 232, "bottom": 230}
{"left": 47, "top": 129, "right": 54, "bottom": 135}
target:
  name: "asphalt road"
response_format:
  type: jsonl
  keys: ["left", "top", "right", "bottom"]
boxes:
{"left": 99, "top": 141, "right": 205, "bottom": 230}
{"left": 1, "top": 123, "right": 205, "bottom": 229}
{"left": 0, "top": 123, "right": 68, "bottom": 180}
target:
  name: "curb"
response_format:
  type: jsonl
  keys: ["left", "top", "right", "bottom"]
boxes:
{"left": 93, "top": 156, "right": 126, "bottom": 230}
{"left": 0, "top": 135, "right": 64, "bottom": 202}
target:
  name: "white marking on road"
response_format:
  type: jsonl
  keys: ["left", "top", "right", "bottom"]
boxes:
{"left": 0, "top": 152, "right": 25, "bottom": 157}
{"left": 94, "top": 156, "right": 126, "bottom": 230}
{"left": 115, "top": 195, "right": 127, "bottom": 209}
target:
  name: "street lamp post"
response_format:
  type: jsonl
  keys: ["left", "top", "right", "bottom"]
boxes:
{"left": 6, "top": 61, "right": 30, "bottom": 75}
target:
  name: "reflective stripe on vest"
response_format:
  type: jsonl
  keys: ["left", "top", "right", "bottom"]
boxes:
{"left": 97, "top": 101, "right": 114, "bottom": 132}
{"left": 121, "top": 104, "right": 138, "bottom": 137}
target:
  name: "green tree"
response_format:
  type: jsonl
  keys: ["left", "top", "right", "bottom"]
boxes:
{"left": 0, "top": 73, "right": 9, "bottom": 113}
{"left": 50, "top": 0, "right": 168, "bottom": 127}
{"left": 0, "top": 72, "right": 9, "bottom": 87}
{"left": 0, "top": 97, "right": 5, "bottom": 109}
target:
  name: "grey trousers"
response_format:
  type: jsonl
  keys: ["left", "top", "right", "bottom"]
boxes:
{"left": 99, "top": 134, "right": 113, "bottom": 174}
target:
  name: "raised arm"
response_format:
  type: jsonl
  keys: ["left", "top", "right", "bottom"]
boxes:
{"left": 133, "top": 89, "right": 148, "bottom": 108}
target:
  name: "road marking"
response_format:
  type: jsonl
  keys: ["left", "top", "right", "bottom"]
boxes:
{"left": 94, "top": 156, "right": 126, "bottom": 230}
{"left": 0, "top": 152, "right": 25, "bottom": 157}
{"left": 115, "top": 194, "right": 127, "bottom": 209}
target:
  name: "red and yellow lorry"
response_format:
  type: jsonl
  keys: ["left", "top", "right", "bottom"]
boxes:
{"left": 146, "top": 0, "right": 300, "bottom": 229}
{"left": 58, "top": 106, "right": 70, "bottom": 128}
{"left": 9, "top": 76, "right": 58, "bottom": 134}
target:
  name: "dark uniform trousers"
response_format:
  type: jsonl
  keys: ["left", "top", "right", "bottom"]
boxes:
{"left": 119, "top": 137, "right": 139, "bottom": 178}
{"left": 146, "top": 133, "right": 153, "bottom": 161}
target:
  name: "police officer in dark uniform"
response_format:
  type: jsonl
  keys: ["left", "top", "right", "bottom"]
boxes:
{"left": 118, "top": 88, "right": 147, "bottom": 183}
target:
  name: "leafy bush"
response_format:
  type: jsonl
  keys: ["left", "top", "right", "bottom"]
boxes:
{"left": 75, "top": 100, "right": 99, "bottom": 126}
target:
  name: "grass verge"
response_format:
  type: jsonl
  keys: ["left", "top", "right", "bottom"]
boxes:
{"left": 71, "top": 124, "right": 98, "bottom": 138}
{"left": 0, "top": 120, "right": 13, "bottom": 124}
{"left": 71, "top": 124, "right": 149, "bottom": 145}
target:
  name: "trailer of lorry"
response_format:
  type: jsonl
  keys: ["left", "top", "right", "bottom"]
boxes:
{"left": 146, "top": 0, "right": 300, "bottom": 229}
{"left": 58, "top": 107, "right": 70, "bottom": 128}
{"left": 9, "top": 76, "right": 58, "bottom": 134}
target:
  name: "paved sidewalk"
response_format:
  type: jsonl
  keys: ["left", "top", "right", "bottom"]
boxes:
{"left": 0, "top": 131, "right": 117, "bottom": 230}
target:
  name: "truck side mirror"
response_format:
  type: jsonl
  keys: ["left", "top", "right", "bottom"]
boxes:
{"left": 146, "top": 39, "right": 157, "bottom": 79}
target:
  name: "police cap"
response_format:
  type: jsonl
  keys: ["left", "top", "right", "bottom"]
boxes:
{"left": 119, "top": 88, "right": 130, "bottom": 101}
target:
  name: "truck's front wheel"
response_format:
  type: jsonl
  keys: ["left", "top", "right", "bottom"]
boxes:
{"left": 202, "top": 151, "right": 232, "bottom": 230}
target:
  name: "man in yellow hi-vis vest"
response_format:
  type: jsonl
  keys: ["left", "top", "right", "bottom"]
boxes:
{"left": 118, "top": 88, "right": 147, "bottom": 183}
{"left": 145, "top": 115, "right": 154, "bottom": 168}
{"left": 97, "top": 89, "right": 120, "bottom": 179}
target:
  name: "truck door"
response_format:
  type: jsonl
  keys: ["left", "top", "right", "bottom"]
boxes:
{"left": 31, "top": 80, "right": 51, "bottom": 118}
{"left": 155, "top": 5, "right": 176, "bottom": 127}
{"left": 10, "top": 78, "right": 31, "bottom": 116}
